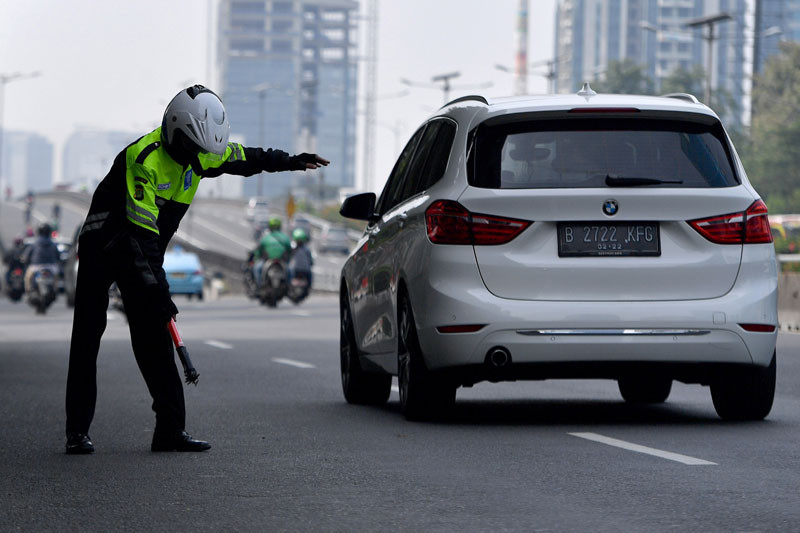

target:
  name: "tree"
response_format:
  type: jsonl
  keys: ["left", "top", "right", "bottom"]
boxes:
{"left": 661, "top": 65, "right": 737, "bottom": 118}
{"left": 745, "top": 42, "right": 800, "bottom": 213}
{"left": 591, "top": 59, "right": 654, "bottom": 95}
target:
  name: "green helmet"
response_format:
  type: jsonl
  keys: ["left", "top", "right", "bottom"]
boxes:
{"left": 292, "top": 228, "right": 309, "bottom": 242}
{"left": 268, "top": 216, "right": 282, "bottom": 231}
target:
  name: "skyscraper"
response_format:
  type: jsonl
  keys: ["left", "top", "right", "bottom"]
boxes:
{"left": 554, "top": 0, "right": 748, "bottom": 125}
{"left": 62, "top": 130, "right": 138, "bottom": 191}
{"left": 1, "top": 131, "right": 53, "bottom": 195}
{"left": 217, "top": 0, "right": 359, "bottom": 199}
{"left": 754, "top": 0, "right": 800, "bottom": 75}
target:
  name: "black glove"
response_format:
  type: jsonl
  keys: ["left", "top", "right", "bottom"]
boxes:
{"left": 288, "top": 153, "right": 329, "bottom": 171}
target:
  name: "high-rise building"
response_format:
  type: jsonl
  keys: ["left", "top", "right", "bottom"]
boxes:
{"left": 554, "top": 0, "right": 748, "bottom": 125}
{"left": 0, "top": 131, "right": 53, "bottom": 195}
{"left": 62, "top": 130, "right": 138, "bottom": 191}
{"left": 754, "top": 0, "right": 800, "bottom": 75}
{"left": 217, "top": 0, "right": 359, "bottom": 200}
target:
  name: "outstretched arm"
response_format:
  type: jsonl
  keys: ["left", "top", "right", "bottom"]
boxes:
{"left": 200, "top": 143, "right": 329, "bottom": 178}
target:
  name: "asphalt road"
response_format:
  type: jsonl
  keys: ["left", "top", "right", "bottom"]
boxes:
{"left": 1, "top": 293, "right": 799, "bottom": 531}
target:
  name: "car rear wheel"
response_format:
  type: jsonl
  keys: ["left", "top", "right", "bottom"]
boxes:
{"left": 711, "top": 352, "right": 776, "bottom": 421}
{"left": 340, "top": 291, "right": 390, "bottom": 405}
{"left": 618, "top": 376, "right": 672, "bottom": 404}
{"left": 398, "top": 295, "right": 456, "bottom": 421}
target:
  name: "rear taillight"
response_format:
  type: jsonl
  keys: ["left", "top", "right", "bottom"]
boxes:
{"left": 739, "top": 323, "right": 776, "bottom": 333}
{"left": 688, "top": 200, "right": 773, "bottom": 245}
{"left": 425, "top": 200, "right": 531, "bottom": 245}
{"left": 193, "top": 270, "right": 203, "bottom": 276}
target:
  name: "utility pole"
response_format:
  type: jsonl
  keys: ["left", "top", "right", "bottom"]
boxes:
{"left": 684, "top": 13, "right": 732, "bottom": 106}
{"left": 514, "top": 0, "right": 529, "bottom": 96}
{"left": 430, "top": 71, "right": 461, "bottom": 103}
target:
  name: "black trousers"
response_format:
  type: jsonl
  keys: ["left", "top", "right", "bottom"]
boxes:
{"left": 65, "top": 237, "right": 185, "bottom": 436}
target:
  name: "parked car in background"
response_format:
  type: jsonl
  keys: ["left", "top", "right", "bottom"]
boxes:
{"left": 318, "top": 225, "right": 350, "bottom": 255}
{"left": 164, "top": 246, "right": 205, "bottom": 300}
{"left": 246, "top": 197, "right": 270, "bottom": 222}
{"left": 338, "top": 89, "right": 777, "bottom": 422}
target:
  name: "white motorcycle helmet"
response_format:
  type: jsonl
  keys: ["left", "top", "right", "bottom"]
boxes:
{"left": 161, "top": 85, "right": 230, "bottom": 158}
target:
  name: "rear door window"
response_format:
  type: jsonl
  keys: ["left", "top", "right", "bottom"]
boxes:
{"left": 468, "top": 118, "right": 739, "bottom": 189}
{"left": 417, "top": 120, "right": 457, "bottom": 193}
{"left": 376, "top": 126, "right": 426, "bottom": 215}
{"left": 397, "top": 121, "right": 442, "bottom": 201}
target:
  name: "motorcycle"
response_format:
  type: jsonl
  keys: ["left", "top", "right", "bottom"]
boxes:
{"left": 28, "top": 268, "right": 57, "bottom": 314}
{"left": 242, "top": 253, "right": 259, "bottom": 300}
{"left": 5, "top": 266, "right": 25, "bottom": 302}
{"left": 286, "top": 271, "right": 311, "bottom": 305}
{"left": 258, "top": 258, "right": 288, "bottom": 308}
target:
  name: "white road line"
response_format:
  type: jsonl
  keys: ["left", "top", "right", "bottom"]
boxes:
{"left": 290, "top": 310, "right": 311, "bottom": 317}
{"left": 569, "top": 432, "right": 717, "bottom": 466}
{"left": 204, "top": 340, "right": 233, "bottom": 350}
{"left": 272, "top": 358, "right": 316, "bottom": 369}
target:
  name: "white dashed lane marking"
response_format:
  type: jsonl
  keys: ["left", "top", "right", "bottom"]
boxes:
{"left": 272, "top": 358, "right": 316, "bottom": 369}
{"left": 569, "top": 432, "right": 717, "bottom": 466}
{"left": 204, "top": 340, "right": 233, "bottom": 350}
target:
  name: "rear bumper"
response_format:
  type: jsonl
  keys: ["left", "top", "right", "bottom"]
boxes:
{"left": 411, "top": 246, "right": 777, "bottom": 372}
{"left": 166, "top": 275, "right": 204, "bottom": 295}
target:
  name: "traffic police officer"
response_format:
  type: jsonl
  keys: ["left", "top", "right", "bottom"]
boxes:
{"left": 65, "top": 85, "right": 328, "bottom": 454}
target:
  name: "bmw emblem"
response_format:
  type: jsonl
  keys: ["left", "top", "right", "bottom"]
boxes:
{"left": 602, "top": 199, "right": 619, "bottom": 216}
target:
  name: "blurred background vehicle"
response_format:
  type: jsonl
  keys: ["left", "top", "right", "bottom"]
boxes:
{"left": 245, "top": 197, "right": 270, "bottom": 222}
{"left": 163, "top": 246, "right": 205, "bottom": 300}
{"left": 317, "top": 225, "right": 351, "bottom": 255}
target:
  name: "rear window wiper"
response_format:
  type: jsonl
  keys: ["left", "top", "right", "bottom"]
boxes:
{"left": 605, "top": 174, "right": 683, "bottom": 187}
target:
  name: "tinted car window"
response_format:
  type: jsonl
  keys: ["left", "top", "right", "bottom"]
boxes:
{"left": 417, "top": 120, "right": 456, "bottom": 193}
{"left": 376, "top": 126, "right": 426, "bottom": 215}
{"left": 397, "top": 121, "right": 442, "bottom": 202}
{"left": 468, "top": 118, "right": 739, "bottom": 189}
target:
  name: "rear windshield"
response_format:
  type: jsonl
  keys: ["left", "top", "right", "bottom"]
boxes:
{"left": 468, "top": 118, "right": 739, "bottom": 189}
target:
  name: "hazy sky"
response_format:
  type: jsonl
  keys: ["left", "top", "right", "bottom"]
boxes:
{"left": 0, "top": 0, "right": 556, "bottom": 190}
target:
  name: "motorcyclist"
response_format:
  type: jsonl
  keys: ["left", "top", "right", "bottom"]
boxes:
{"left": 3, "top": 237, "right": 27, "bottom": 286}
{"left": 22, "top": 223, "right": 60, "bottom": 294}
{"left": 64, "top": 84, "right": 329, "bottom": 455}
{"left": 288, "top": 227, "right": 313, "bottom": 286}
{"left": 253, "top": 216, "right": 292, "bottom": 286}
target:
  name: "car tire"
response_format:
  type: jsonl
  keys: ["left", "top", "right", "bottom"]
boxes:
{"left": 340, "top": 290, "right": 391, "bottom": 405}
{"left": 66, "top": 292, "right": 75, "bottom": 308}
{"left": 618, "top": 376, "right": 672, "bottom": 404}
{"left": 398, "top": 294, "right": 456, "bottom": 421}
{"left": 197, "top": 290, "right": 204, "bottom": 301}
{"left": 711, "top": 351, "right": 776, "bottom": 421}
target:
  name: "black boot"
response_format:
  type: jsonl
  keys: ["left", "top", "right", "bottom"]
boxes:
{"left": 151, "top": 431, "right": 211, "bottom": 452}
{"left": 66, "top": 433, "right": 95, "bottom": 455}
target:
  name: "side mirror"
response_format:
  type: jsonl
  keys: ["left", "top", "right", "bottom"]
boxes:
{"left": 340, "top": 192, "right": 377, "bottom": 221}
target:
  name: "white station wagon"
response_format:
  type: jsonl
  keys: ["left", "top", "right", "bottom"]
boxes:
{"left": 339, "top": 86, "right": 778, "bottom": 421}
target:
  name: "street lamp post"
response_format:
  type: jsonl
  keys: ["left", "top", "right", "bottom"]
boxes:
{"left": 251, "top": 82, "right": 272, "bottom": 198}
{"left": 0, "top": 71, "right": 41, "bottom": 198}
{"left": 401, "top": 73, "right": 493, "bottom": 105}
{"left": 684, "top": 13, "right": 733, "bottom": 106}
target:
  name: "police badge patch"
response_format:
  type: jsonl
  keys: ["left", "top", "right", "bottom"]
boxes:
{"left": 134, "top": 185, "right": 144, "bottom": 201}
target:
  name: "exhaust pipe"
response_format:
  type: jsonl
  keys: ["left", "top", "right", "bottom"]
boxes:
{"left": 486, "top": 347, "right": 512, "bottom": 368}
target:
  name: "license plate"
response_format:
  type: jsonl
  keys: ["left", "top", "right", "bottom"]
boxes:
{"left": 170, "top": 273, "right": 187, "bottom": 279}
{"left": 557, "top": 222, "right": 660, "bottom": 257}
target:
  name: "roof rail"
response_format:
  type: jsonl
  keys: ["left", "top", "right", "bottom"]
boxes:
{"left": 440, "top": 95, "right": 488, "bottom": 109}
{"left": 661, "top": 93, "right": 700, "bottom": 104}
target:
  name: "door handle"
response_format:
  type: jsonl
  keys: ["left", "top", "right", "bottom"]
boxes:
{"left": 398, "top": 213, "right": 408, "bottom": 228}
